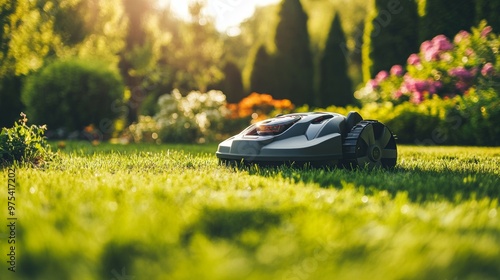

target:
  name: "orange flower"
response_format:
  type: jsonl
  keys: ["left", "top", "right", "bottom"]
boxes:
{"left": 227, "top": 92, "right": 295, "bottom": 120}
{"left": 84, "top": 124, "right": 95, "bottom": 133}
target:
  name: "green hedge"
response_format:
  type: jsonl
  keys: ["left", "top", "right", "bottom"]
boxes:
{"left": 362, "top": 0, "right": 419, "bottom": 81}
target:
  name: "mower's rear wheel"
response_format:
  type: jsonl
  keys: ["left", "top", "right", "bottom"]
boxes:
{"left": 342, "top": 121, "right": 397, "bottom": 169}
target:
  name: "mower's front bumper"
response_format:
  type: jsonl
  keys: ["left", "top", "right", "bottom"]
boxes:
{"left": 216, "top": 133, "right": 344, "bottom": 163}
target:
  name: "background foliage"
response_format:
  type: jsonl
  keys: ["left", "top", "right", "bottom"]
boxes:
{"left": 362, "top": 0, "right": 419, "bottom": 82}
{"left": 347, "top": 22, "right": 500, "bottom": 146}
{"left": 0, "top": 0, "right": 499, "bottom": 146}
{"left": 419, "top": 0, "right": 475, "bottom": 43}
{"left": 153, "top": 89, "right": 228, "bottom": 143}
{"left": 272, "top": 0, "right": 314, "bottom": 106}
{"left": 319, "top": 12, "right": 352, "bottom": 106}
{"left": 21, "top": 59, "right": 125, "bottom": 134}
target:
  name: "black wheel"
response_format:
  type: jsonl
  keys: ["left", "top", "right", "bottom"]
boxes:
{"left": 342, "top": 121, "right": 397, "bottom": 169}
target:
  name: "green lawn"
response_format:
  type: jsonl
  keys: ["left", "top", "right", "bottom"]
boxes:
{"left": 1, "top": 143, "right": 499, "bottom": 280}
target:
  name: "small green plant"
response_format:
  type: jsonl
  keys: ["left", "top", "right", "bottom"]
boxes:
{"left": 0, "top": 112, "right": 54, "bottom": 166}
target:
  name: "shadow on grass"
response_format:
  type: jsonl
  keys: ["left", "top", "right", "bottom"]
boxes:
{"left": 181, "top": 208, "right": 284, "bottom": 249}
{"left": 238, "top": 163, "right": 500, "bottom": 203}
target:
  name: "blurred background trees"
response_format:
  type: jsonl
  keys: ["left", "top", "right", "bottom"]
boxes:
{"left": 272, "top": 0, "right": 314, "bottom": 106}
{"left": 247, "top": 45, "right": 276, "bottom": 96}
{"left": 476, "top": 0, "right": 500, "bottom": 32}
{"left": 0, "top": 0, "right": 125, "bottom": 127}
{"left": 419, "top": 0, "right": 476, "bottom": 42}
{"left": 22, "top": 59, "right": 124, "bottom": 133}
{"left": 1, "top": 0, "right": 499, "bottom": 144}
{"left": 319, "top": 12, "right": 352, "bottom": 106}
{"left": 362, "top": 0, "right": 419, "bottom": 82}
{"left": 215, "top": 61, "right": 245, "bottom": 104}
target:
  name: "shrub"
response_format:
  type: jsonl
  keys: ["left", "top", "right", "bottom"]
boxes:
{"left": 301, "top": 89, "right": 500, "bottom": 146}
{"left": 349, "top": 21, "right": 500, "bottom": 145}
{"left": 0, "top": 113, "right": 54, "bottom": 167}
{"left": 154, "top": 89, "right": 229, "bottom": 143}
{"left": 384, "top": 98, "right": 455, "bottom": 144}
{"left": 298, "top": 97, "right": 454, "bottom": 144}
{"left": 449, "top": 88, "right": 500, "bottom": 146}
{"left": 21, "top": 59, "right": 125, "bottom": 134}
{"left": 126, "top": 116, "right": 160, "bottom": 144}
{"left": 356, "top": 21, "right": 500, "bottom": 105}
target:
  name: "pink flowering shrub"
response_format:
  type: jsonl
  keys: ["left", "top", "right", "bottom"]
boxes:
{"left": 356, "top": 21, "right": 500, "bottom": 105}
{"left": 315, "top": 22, "right": 500, "bottom": 145}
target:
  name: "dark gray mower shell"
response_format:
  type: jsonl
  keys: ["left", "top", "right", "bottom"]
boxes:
{"left": 216, "top": 111, "right": 398, "bottom": 168}
{"left": 216, "top": 112, "right": 347, "bottom": 162}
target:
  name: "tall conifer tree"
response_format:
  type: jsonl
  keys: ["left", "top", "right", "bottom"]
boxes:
{"left": 273, "top": 0, "right": 314, "bottom": 106}
{"left": 319, "top": 13, "right": 353, "bottom": 107}
{"left": 249, "top": 45, "right": 275, "bottom": 94}
{"left": 419, "top": 0, "right": 475, "bottom": 42}
{"left": 362, "top": 0, "right": 419, "bottom": 81}
{"left": 476, "top": 0, "right": 500, "bottom": 32}
{"left": 220, "top": 61, "right": 245, "bottom": 103}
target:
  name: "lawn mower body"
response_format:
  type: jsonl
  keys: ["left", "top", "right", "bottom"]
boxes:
{"left": 216, "top": 112, "right": 397, "bottom": 168}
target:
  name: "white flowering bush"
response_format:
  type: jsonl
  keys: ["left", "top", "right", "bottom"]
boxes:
{"left": 127, "top": 116, "right": 161, "bottom": 143}
{"left": 155, "top": 89, "right": 229, "bottom": 143}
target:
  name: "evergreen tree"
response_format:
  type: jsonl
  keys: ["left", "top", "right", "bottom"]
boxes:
{"left": 219, "top": 61, "right": 245, "bottom": 103}
{"left": 273, "top": 0, "right": 314, "bottom": 106}
{"left": 249, "top": 45, "right": 275, "bottom": 94}
{"left": 419, "top": 0, "right": 475, "bottom": 42}
{"left": 319, "top": 13, "right": 353, "bottom": 107}
{"left": 362, "top": 0, "right": 419, "bottom": 81}
{"left": 476, "top": 0, "right": 500, "bottom": 32}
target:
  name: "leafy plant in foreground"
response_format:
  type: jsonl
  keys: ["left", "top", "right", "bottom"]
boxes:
{"left": 0, "top": 112, "right": 54, "bottom": 166}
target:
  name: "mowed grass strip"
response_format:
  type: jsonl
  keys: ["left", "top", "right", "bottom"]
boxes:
{"left": 0, "top": 143, "right": 499, "bottom": 280}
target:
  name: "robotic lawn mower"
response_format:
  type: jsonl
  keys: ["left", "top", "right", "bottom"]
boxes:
{"left": 216, "top": 111, "right": 397, "bottom": 168}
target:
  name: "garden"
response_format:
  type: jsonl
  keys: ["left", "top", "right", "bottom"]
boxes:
{"left": 1, "top": 0, "right": 500, "bottom": 279}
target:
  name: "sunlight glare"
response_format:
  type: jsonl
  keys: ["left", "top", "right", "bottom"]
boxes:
{"left": 158, "top": 0, "right": 281, "bottom": 32}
